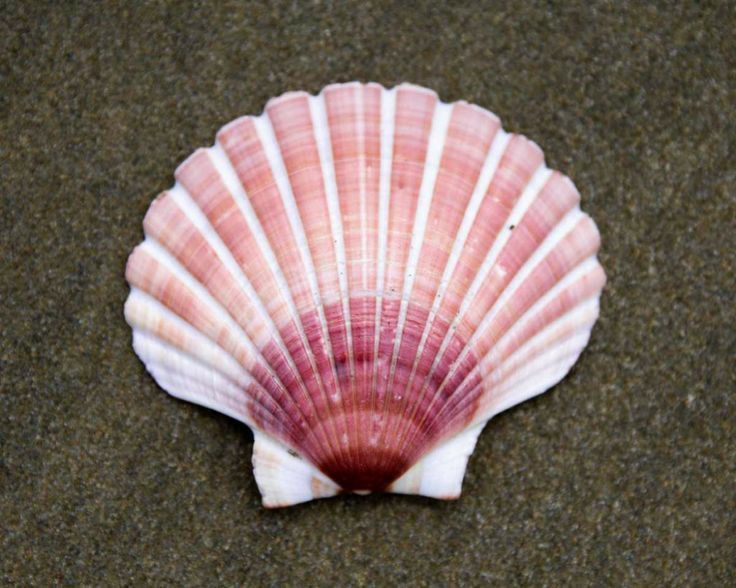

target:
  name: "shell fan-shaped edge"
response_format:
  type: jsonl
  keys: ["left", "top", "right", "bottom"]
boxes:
{"left": 124, "top": 82, "right": 605, "bottom": 507}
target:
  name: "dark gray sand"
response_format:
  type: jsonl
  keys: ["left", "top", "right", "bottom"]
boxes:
{"left": 2, "top": 1, "right": 734, "bottom": 584}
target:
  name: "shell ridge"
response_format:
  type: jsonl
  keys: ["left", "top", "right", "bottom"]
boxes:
{"left": 474, "top": 207, "right": 589, "bottom": 334}
{"left": 387, "top": 100, "right": 503, "bottom": 456}
{"left": 371, "top": 85, "right": 438, "bottom": 476}
{"left": 208, "top": 141, "right": 302, "bottom": 323}
{"left": 264, "top": 90, "right": 312, "bottom": 113}
{"left": 432, "top": 287, "right": 602, "bottom": 432}
{"left": 125, "top": 289, "right": 306, "bottom": 437}
{"left": 208, "top": 137, "right": 351, "bottom": 466}
{"left": 459, "top": 207, "right": 592, "bottom": 355}
{"left": 126, "top": 287, "right": 251, "bottom": 388}
{"left": 130, "top": 238, "right": 317, "bottom": 450}
{"left": 480, "top": 257, "right": 604, "bottom": 376}
{"left": 132, "top": 330, "right": 321, "bottom": 448}
{"left": 133, "top": 330, "right": 253, "bottom": 424}
{"left": 368, "top": 87, "right": 396, "bottom": 448}
{"left": 308, "top": 91, "right": 357, "bottom": 467}
{"left": 393, "top": 126, "right": 511, "bottom": 453}
{"left": 169, "top": 183, "right": 274, "bottom": 348}
{"left": 133, "top": 329, "right": 301, "bottom": 441}
{"left": 412, "top": 202, "right": 587, "bottom": 441}
{"left": 380, "top": 99, "right": 454, "bottom": 456}
{"left": 402, "top": 163, "right": 552, "bottom": 452}
{"left": 352, "top": 84, "right": 370, "bottom": 462}
{"left": 322, "top": 83, "right": 386, "bottom": 469}
{"left": 451, "top": 206, "right": 586, "bottom": 359}
{"left": 309, "top": 93, "right": 354, "bottom": 373}
{"left": 222, "top": 110, "right": 350, "bottom": 471}
{"left": 487, "top": 295, "right": 601, "bottom": 393}
{"left": 146, "top": 361, "right": 254, "bottom": 426}
{"left": 134, "top": 238, "right": 262, "bottom": 364}
{"left": 355, "top": 86, "right": 369, "bottom": 311}
{"left": 483, "top": 327, "right": 595, "bottom": 419}
{"left": 252, "top": 114, "right": 326, "bottom": 331}
{"left": 403, "top": 129, "right": 511, "bottom": 386}
{"left": 383, "top": 101, "right": 454, "bottom": 437}
{"left": 488, "top": 300, "right": 599, "bottom": 419}
{"left": 450, "top": 165, "right": 555, "bottom": 331}
{"left": 260, "top": 82, "right": 364, "bottom": 121}
{"left": 478, "top": 258, "right": 603, "bottom": 374}
{"left": 255, "top": 108, "right": 351, "bottom": 469}
{"left": 169, "top": 180, "right": 335, "bottom": 444}
{"left": 419, "top": 231, "right": 601, "bottom": 441}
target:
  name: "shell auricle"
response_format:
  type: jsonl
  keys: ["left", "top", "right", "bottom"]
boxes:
{"left": 125, "top": 82, "right": 605, "bottom": 507}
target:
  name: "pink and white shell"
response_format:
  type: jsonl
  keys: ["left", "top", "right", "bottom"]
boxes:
{"left": 124, "top": 82, "right": 605, "bottom": 507}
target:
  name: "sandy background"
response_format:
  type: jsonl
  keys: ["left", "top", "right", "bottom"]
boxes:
{"left": 2, "top": 1, "right": 734, "bottom": 584}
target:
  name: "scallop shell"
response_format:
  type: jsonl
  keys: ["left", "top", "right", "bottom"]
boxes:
{"left": 125, "top": 82, "right": 605, "bottom": 507}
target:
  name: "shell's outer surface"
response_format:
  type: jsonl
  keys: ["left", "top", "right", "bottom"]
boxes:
{"left": 125, "top": 82, "right": 605, "bottom": 507}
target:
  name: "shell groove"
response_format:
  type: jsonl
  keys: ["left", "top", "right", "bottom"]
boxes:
{"left": 125, "top": 82, "right": 605, "bottom": 507}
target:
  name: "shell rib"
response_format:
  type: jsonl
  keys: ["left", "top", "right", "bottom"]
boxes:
{"left": 125, "top": 82, "right": 605, "bottom": 507}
